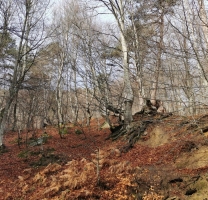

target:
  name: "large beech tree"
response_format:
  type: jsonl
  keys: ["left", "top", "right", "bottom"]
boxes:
{"left": 97, "top": 0, "right": 134, "bottom": 127}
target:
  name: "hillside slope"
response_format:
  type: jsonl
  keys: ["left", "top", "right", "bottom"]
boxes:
{"left": 1, "top": 114, "right": 208, "bottom": 199}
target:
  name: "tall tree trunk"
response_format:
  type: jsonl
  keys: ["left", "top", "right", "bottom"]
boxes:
{"left": 131, "top": 12, "right": 145, "bottom": 110}
{"left": 84, "top": 76, "right": 92, "bottom": 127}
{"left": 121, "top": 32, "right": 134, "bottom": 125}
{"left": 99, "top": 0, "right": 134, "bottom": 126}
{"left": 118, "top": 0, "right": 134, "bottom": 126}
{"left": 56, "top": 56, "right": 64, "bottom": 127}
{"left": 150, "top": 7, "right": 164, "bottom": 107}
{"left": 197, "top": 0, "right": 208, "bottom": 106}
{"left": 183, "top": 0, "right": 208, "bottom": 83}
{"left": 12, "top": 94, "right": 18, "bottom": 131}
{"left": 0, "top": 89, "right": 17, "bottom": 146}
{"left": 198, "top": 0, "right": 208, "bottom": 45}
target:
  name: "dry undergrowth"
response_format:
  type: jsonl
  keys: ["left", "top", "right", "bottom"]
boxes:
{"left": 16, "top": 148, "right": 163, "bottom": 200}
{"left": 142, "top": 186, "right": 164, "bottom": 200}
{"left": 4, "top": 115, "right": 208, "bottom": 199}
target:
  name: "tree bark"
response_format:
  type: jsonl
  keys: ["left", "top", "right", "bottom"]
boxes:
{"left": 130, "top": 13, "right": 145, "bottom": 110}
{"left": 0, "top": 90, "right": 17, "bottom": 146}
{"left": 151, "top": 6, "right": 164, "bottom": 107}
{"left": 118, "top": 0, "right": 134, "bottom": 126}
{"left": 56, "top": 52, "right": 64, "bottom": 127}
{"left": 183, "top": 0, "right": 208, "bottom": 83}
{"left": 0, "top": 0, "right": 50, "bottom": 145}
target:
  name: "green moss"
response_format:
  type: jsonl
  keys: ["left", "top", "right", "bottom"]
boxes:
{"left": 59, "top": 127, "right": 69, "bottom": 136}
{"left": 18, "top": 150, "right": 30, "bottom": 158}
{"left": 75, "top": 129, "right": 83, "bottom": 135}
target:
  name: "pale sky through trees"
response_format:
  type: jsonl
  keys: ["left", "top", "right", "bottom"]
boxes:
{"left": 50, "top": 0, "right": 114, "bottom": 23}
{"left": 2, "top": 0, "right": 208, "bottom": 145}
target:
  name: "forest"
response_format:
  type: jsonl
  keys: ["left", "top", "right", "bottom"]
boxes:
{"left": 1, "top": 0, "right": 208, "bottom": 199}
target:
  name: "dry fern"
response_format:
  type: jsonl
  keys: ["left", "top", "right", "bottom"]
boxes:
{"left": 109, "top": 161, "right": 132, "bottom": 174}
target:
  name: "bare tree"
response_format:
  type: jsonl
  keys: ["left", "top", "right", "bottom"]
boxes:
{"left": 96, "top": 0, "right": 134, "bottom": 127}
{"left": 0, "top": 0, "right": 51, "bottom": 147}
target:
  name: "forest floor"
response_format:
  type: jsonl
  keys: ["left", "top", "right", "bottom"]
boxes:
{"left": 1, "top": 113, "right": 208, "bottom": 199}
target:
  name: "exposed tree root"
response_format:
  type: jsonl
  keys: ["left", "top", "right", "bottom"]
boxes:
{"left": 107, "top": 125, "right": 125, "bottom": 141}
{"left": 122, "top": 120, "right": 153, "bottom": 152}
{"left": 106, "top": 98, "right": 172, "bottom": 152}
{"left": 108, "top": 111, "right": 173, "bottom": 152}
